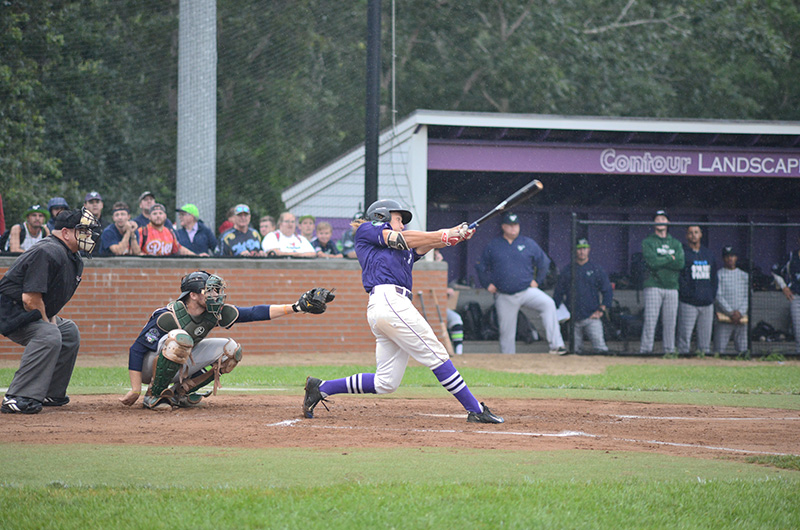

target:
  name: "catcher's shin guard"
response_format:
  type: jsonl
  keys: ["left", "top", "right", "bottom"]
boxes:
{"left": 147, "top": 353, "right": 182, "bottom": 401}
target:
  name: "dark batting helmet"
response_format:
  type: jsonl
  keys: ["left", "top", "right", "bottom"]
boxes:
{"left": 365, "top": 199, "right": 412, "bottom": 225}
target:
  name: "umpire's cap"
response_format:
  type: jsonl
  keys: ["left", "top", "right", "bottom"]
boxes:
{"left": 366, "top": 199, "right": 412, "bottom": 225}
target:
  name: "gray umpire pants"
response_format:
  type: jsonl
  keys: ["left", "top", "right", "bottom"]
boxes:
{"left": 495, "top": 287, "right": 564, "bottom": 353}
{"left": 574, "top": 317, "right": 608, "bottom": 353}
{"left": 791, "top": 297, "right": 800, "bottom": 353}
{"left": 714, "top": 322, "right": 747, "bottom": 354}
{"left": 677, "top": 302, "right": 714, "bottom": 354}
{"left": 640, "top": 287, "right": 678, "bottom": 354}
{"left": 5, "top": 317, "right": 80, "bottom": 401}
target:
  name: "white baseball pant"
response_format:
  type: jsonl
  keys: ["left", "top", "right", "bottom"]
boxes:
{"left": 495, "top": 287, "right": 564, "bottom": 354}
{"left": 640, "top": 287, "right": 679, "bottom": 354}
{"left": 677, "top": 302, "right": 714, "bottom": 354}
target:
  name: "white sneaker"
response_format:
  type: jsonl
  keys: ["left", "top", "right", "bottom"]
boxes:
{"left": 548, "top": 347, "right": 568, "bottom": 355}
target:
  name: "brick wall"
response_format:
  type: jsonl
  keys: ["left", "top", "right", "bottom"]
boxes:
{"left": 0, "top": 257, "right": 449, "bottom": 358}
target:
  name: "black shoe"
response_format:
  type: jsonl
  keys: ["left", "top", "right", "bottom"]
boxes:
{"left": 1, "top": 395, "right": 43, "bottom": 414}
{"left": 467, "top": 402, "right": 504, "bottom": 424}
{"left": 302, "top": 376, "right": 328, "bottom": 419}
{"left": 43, "top": 395, "right": 70, "bottom": 407}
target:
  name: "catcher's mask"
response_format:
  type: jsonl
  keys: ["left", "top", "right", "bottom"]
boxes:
{"left": 179, "top": 270, "right": 227, "bottom": 318}
{"left": 365, "top": 199, "right": 412, "bottom": 225}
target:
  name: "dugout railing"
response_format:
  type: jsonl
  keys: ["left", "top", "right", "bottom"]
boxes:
{"left": 567, "top": 215, "right": 800, "bottom": 357}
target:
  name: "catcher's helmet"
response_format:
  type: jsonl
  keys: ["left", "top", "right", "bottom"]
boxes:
{"left": 180, "top": 271, "right": 210, "bottom": 299}
{"left": 179, "top": 270, "right": 227, "bottom": 317}
{"left": 366, "top": 199, "right": 412, "bottom": 225}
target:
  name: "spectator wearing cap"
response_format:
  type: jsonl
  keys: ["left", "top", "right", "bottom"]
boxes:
{"left": 639, "top": 210, "right": 685, "bottom": 354}
{"left": 218, "top": 206, "right": 236, "bottom": 235}
{"left": 99, "top": 202, "right": 141, "bottom": 256}
{"left": 772, "top": 234, "right": 800, "bottom": 353}
{"left": 174, "top": 203, "right": 216, "bottom": 256}
{"left": 311, "top": 221, "right": 343, "bottom": 259}
{"left": 475, "top": 212, "right": 566, "bottom": 355}
{"left": 46, "top": 197, "right": 69, "bottom": 232}
{"left": 5, "top": 204, "right": 51, "bottom": 254}
{"left": 0, "top": 208, "right": 100, "bottom": 414}
{"left": 677, "top": 225, "right": 718, "bottom": 355}
{"left": 135, "top": 203, "right": 195, "bottom": 257}
{"left": 133, "top": 191, "right": 173, "bottom": 230}
{"left": 259, "top": 215, "right": 276, "bottom": 238}
{"left": 219, "top": 204, "right": 265, "bottom": 257}
{"left": 553, "top": 238, "right": 613, "bottom": 353}
{"left": 337, "top": 211, "right": 364, "bottom": 259}
{"left": 298, "top": 214, "right": 316, "bottom": 242}
{"left": 261, "top": 211, "right": 315, "bottom": 258}
{"left": 83, "top": 191, "right": 105, "bottom": 229}
{"left": 716, "top": 246, "right": 749, "bottom": 354}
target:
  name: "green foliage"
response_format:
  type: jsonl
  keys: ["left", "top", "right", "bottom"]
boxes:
{"left": 2, "top": 0, "right": 799, "bottom": 222}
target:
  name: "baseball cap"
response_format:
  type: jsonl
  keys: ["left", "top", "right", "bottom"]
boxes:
{"left": 84, "top": 191, "right": 103, "bottom": 202}
{"left": 576, "top": 238, "right": 590, "bottom": 248}
{"left": 47, "top": 197, "right": 69, "bottom": 212}
{"left": 54, "top": 209, "right": 85, "bottom": 229}
{"left": 177, "top": 203, "right": 200, "bottom": 219}
{"left": 234, "top": 204, "right": 250, "bottom": 214}
{"left": 149, "top": 203, "right": 167, "bottom": 214}
{"left": 502, "top": 212, "right": 519, "bottom": 224}
{"left": 352, "top": 211, "right": 365, "bottom": 221}
{"left": 25, "top": 204, "right": 50, "bottom": 222}
{"left": 138, "top": 191, "right": 155, "bottom": 202}
{"left": 298, "top": 214, "right": 315, "bottom": 223}
{"left": 722, "top": 246, "right": 736, "bottom": 257}
{"left": 654, "top": 209, "right": 669, "bottom": 219}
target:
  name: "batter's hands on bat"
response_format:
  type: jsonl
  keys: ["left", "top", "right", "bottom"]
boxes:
{"left": 119, "top": 390, "right": 140, "bottom": 406}
{"left": 441, "top": 224, "right": 470, "bottom": 246}
{"left": 293, "top": 287, "right": 336, "bottom": 314}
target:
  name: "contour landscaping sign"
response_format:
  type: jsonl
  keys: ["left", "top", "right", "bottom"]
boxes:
{"left": 428, "top": 141, "right": 800, "bottom": 177}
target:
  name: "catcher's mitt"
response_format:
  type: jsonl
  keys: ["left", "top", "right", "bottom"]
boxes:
{"left": 293, "top": 287, "right": 336, "bottom": 314}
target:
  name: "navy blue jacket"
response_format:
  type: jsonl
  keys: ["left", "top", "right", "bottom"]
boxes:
{"left": 553, "top": 261, "right": 613, "bottom": 321}
{"left": 679, "top": 245, "right": 718, "bottom": 306}
{"left": 175, "top": 220, "right": 217, "bottom": 255}
{"left": 475, "top": 235, "right": 550, "bottom": 295}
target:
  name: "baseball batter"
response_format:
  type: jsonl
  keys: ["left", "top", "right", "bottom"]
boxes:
{"left": 303, "top": 199, "right": 504, "bottom": 423}
{"left": 121, "top": 270, "right": 333, "bottom": 410}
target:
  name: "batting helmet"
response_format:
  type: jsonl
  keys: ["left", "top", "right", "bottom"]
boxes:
{"left": 366, "top": 199, "right": 412, "bottom": 225}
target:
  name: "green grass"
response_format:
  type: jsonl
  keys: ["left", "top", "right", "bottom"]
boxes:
{"left": 2, "top": 361, "right": 800, "bottom": 528}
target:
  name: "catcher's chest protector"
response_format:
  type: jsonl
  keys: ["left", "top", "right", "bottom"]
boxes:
{"left": 162, "top": 301, "right": 222, "bottom": 344}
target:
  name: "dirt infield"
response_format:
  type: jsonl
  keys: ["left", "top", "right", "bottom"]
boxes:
{"left": 1, "top": 353, "right": 798, "bottom": 461}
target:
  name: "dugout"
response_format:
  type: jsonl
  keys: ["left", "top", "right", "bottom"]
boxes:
{"left": 283, "top": 110, "right": 800, "bottom": 286}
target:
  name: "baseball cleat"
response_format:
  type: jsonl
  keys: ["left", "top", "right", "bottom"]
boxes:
{"left": 548, "top": 347, "right": 568, "bottom": 355}
{"left": 467, "top": 402, "right": 504, "bottom": 424}
{"left": 171, "top": 393, "right": 203, "bottom": 408}
{"left": 43, "top": 395, "right": 70, "bottom": 407}
{"left": 1, "top": 395, "right": 43, "bottom": 414}
{"left": 302, "top": 376, "right": 329, "bottom": 418}
{"left": 142, "top": 395, "right": 173, "bottom": 411}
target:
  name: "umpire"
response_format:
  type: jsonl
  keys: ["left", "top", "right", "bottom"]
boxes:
{"left": 0, "top": 208, "right": 100, "bottom": 414}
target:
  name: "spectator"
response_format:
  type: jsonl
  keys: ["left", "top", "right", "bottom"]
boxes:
{"left": 639, "top": 210, "right": 685, "bottom": 354}
{"left": 338, "top": 211, "right": 363, "bottom": 259}
{"left": 475, "top": 212, "right": 566, "bottom": 355}
{"left": 174, "top": 203, "right": 215, "bottom": 256}
{"left": 772, "top": 234, "right": 800, "bottom": 353}
{"left": 259, "top": 215, "right": 276, "bottom": 238}
{"left": 133, "top": 191, "right": 173, "bottom": 230}
{"left": 715, "top": 246, "right": 749, "bottom": 355}
{"left": 45, "top": 197, "right": 69, "bottom": 232}
{"left": 218, "top": 206, "right": 236, "bottom": 235}
{"left": 99, "top": 202, "right": 141, "bottom": 256}
{"left": 83, "top": 191, "right": 105, "bottom": 229}
{"left": 0, "top": 208, "right": 100, "bottom": 414}
{"left": 677, "top": 225, "right": 718, "bottom": 355}
{"left": 298, "top": 214, "right": 316, "bottom": 240}
{"left": 311, "top": 221, "right": 343, "bottom": 258}
{"left": 553, "top": 238, "right": 613, "bottom": 354}
{"left": 218, "top": 204, "right": 264, "bottom": 257}
{"left": 136, "top": 203, "right": 195, "bottom": 256}
{"left": 261, "top": 212, "right": 316, "bottom": 258}
{"left": 5, "top": 205, "right": 51, "bottom": 254}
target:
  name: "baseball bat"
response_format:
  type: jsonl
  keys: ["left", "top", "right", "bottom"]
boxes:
{"left": 467, "top": 179, "right": 543, "bottom": 229}
{"left": 430, "top": 289, "right": 455, "bottom": 357}
{"left": 417, "top": 291, "right": 428, "bottom": 320}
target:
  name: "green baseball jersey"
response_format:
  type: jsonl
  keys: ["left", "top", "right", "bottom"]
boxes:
{"left": 641, "top": 233, "right": 685, "bottom": 290}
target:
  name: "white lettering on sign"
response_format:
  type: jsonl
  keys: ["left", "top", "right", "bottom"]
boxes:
{"left": 600, "top": 149, "right": 692, "bottom": 174}
{"left": 698, "top": 154, "right": 800, "bottom": 175}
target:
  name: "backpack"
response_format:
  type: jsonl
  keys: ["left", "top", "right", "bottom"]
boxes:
{"left": 461, "top": 301, "right": 484, "bottom": 341}
{"left": 629, "top": 252, "right": 647, "bottom": 291}
{"left": 0, "top": 224, "right": 26, "bottom": 253}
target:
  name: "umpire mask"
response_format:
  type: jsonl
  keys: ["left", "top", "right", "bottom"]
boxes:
{"left": 74, "top": 208, "right": 101, "bottom": 254}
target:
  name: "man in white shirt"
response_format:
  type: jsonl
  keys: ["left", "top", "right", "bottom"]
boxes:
{"left": 261, "top": 212, "right": 316, "bottom": 258}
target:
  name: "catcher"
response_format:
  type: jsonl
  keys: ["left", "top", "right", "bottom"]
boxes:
{"left": 121, "top": 270, "right": 334, "bottom": 410}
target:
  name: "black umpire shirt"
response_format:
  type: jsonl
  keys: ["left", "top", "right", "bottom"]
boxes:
{"left": 0, "top": 236, "right": 83, "bottom": 319}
